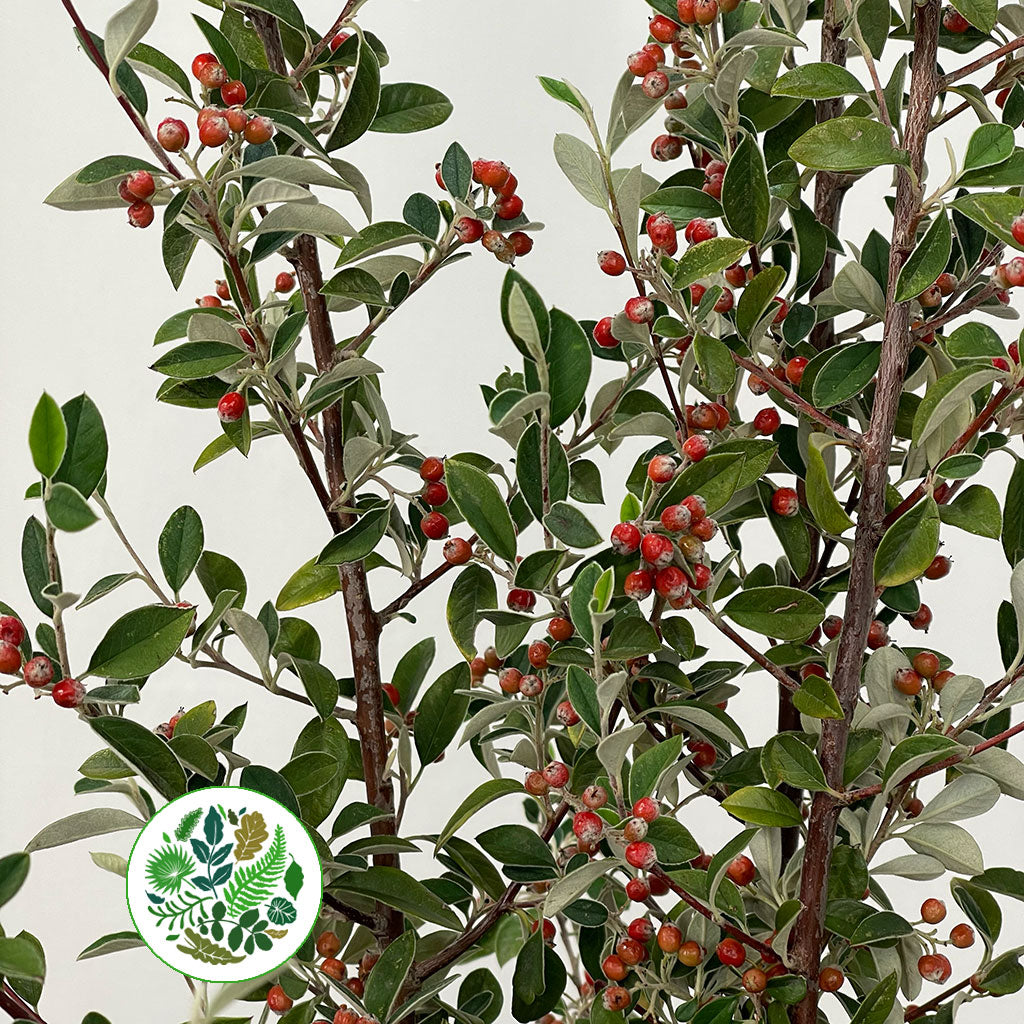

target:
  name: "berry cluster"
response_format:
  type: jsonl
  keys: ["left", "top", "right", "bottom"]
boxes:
{"left": 267, "top": 937, "right": 381, "bottom": 1021}
{"left": 2, "top": 614, "right": 84, "bottom": 708}
{"left": 439, "top": 158, "right": 534, "bottom": 263}
{"left": 119, "top": 169, "right": 158, "bottom": 229}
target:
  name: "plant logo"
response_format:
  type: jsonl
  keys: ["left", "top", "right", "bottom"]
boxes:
{"left": 126, "top": 786, "right": 322, "bottom": 982}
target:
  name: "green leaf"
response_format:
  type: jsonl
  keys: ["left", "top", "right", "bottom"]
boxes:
{"left": 231, "top": 0, "right": 305, "bottom": 33}
{"left": 437, "top": 779, "right": 526, "bottom": 850}
{"left": 949, "top": 0, "right": 997, "bottom": 34}
{"left": 722, "top": 586, "right": 825, "bottom": 641}
{"left": 289, "top": 658, "right": 339, "bottom": 720}
{"left": 947, "top": 322, "right": 1006, "bottom": 358}
{"left": 1004, "top": 459, "right": 1024, "bottom": 566}
{"left": 721, "top": 133, "right": 769, "bottom": 243}
{"left": 440, "top": 140, "right": 472, "bottom": 201}
{"left": 514, "top": 549, "right": 565, "bottom": 592}
{"left": 913, "top": 366, "right": 1001, "bottom": 448}
{"left": 629, "top": 734, "right": 683, "bottom": 802}
{"left": 316, "top": 503, "right": 390, "bottom": 565}
{"left": 128, "top": 41, "right": 192, "bottom": 99}
{"left": 28, "top": 393, "right": 66, "bottom": 478}
{"left": 447, "top": 564, "right": 496, "bottom": 660}
{"left": 371, "top": 83, "right": 451, "bottom": 133}
{"left": 104, "top": 0, "right": 157, "bottom": 95}
{"left": 86, "top": 603, "right": 195, "bottom": 679}
{"left": 543, "top": 502, "right": 602, "bottom": 548}
{"left": 158, "top": 506, "right": 203, "bottom": 593}
{"left": 789, "top": 117, "right": 904, "bottom": 171}
{"left": 321, "top": 267, "right": 389, "bottom": 307}
{"left": 566, "top": 665, "right": 601, "bottom": 734}
{"left": 963, "top": 123, "right": 1014, "bottom": 173}
{"left": 330, "top": 866, "right": 461, "bottom": 928}
{"left": 940, "top": 485, "right": 1002, "bottom": 539}
{"left": 538, "top": 75, "right": 585, "bottom": 112}
{"left": 477, "top": 824, "right": 557, "bottom": 870}
{"left": 874, "top": 496, "right": 940, "bottom": 587}
{"left": 416, "top": 663, "right": 471, "bottom": 766}
{"left": 895, "top": 211, "right": 952, "bottom": 302}
{"left": 327, "top": 38, "right": 380, "bottom": 149}
{"left": 545, "top": 309, "right": 591, "bottom": 427}
{"left": 772, "top": 63, "right": 865, "bottom": 100}
{"left": 848, "top": 973, "right": 899, "bottom": 1024}
{"left": 805, "top": 435, "right": 854, "bottom": 535}
{"left": 721, "top": 786, "right": 802, "bottom": 827}
{"left": 445, "top": 460, "right": 517, "bottom": 563}
{"left": 673, "top": 237, "right": 750, "bottom": 290}
{"left": 517, "top": 422, "right": 569, "bottom": 521}
{"left": 640, "top": 186, "right": 721, "bottom": 225}
{"left": 500, "top": 270, "right": 550, "bottom": 358}
{"left": 0, "top": 935, "right": 45, "bottom": 982}
{"left": 553, "top": 133, "right": 607, "bottom": 209}
{"left": 645, "top": 816, "right": 699, "bottom": 866}
{"left": 276, "top": 558, "right": 340, "bottom": 610}
{"left": 792, "top": 674, "right": 844, "bottom": 719}
{"left": 54, "top": 394, "right": 108, "bottom": 497}
{"left": 21, "top": 516, "right": 53, "bottom": 616}
{"left": 656, "top": 452, "right": 745, "bottom": 515}
{"left": 951, "top": 192, "right": 1024, "bottom": 251}
{"left": 693, "top": 335, "right": 736, "bottom": 394}
{"left": 151, "top": 341, "right": 244, "bottom": 379}
{"left": 365, "top": 930, "right": 416, "bottom": 1020}
{"left": 737, "top": 265, "right": 786, "bottom": 339}
{"left": 46, "top": 482, "right": 98, "bottom": 532}
{"left": 0, "top": 853, "right": 30, "bottom": 908}
{"left": 762, "top": 735, "right": 829, "bottom": 792}
{"left": 26, "top": 807, "right": 144, "bottom": 852}
{"left": 91, "top": 717, "right": 187, "bottom": 800}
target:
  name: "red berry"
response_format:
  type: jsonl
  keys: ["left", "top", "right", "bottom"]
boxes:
{"left": 593, "top": 316, "right": 619, "bottom": 348}
{"left": 198, "top": 115, "right": 230, "bottom": 148}
{"left": 556, "top": 700, "right": 580, "bottom": 726}
{"left": 542, "top": 760, "right": 569, "bottom": 788}
{"left": 197, "top": 295, "right": 222, "bottom": 309}
{"left": 52, "top": 678, "right": 85, "bottom": 708}
{"left": 495, "top": 173, "right": 518, "bottom": 198}
{"left": 509, "top": 231, "right": 533, "bottom": 257}
{"left": 682, "top": 435, "right": 710, "bottom": 461}
{"left": 598, "top": 250, "right": 627, "bottom": 276}
{"left": 943, "top": 9, "right": 970, "bottom": 32}
{"left": 419, "top": 457, "right": 444, "bottom": 482}
{"left": 267, "top": 985, "right": 293, "bottom": 1013}
{"left": 655, "top": 566, "right": 688, "bottom": 600}
{"left": 925, "top": 554, "right": 951, "bottom": 579}
{"left": 1013, "top": 216, "right": 1024, "bottom": 248}
{"left": 616, "top": 936, "right": 646, "bottom": 965}
{"left": 23, "top": 655, "right": 54, "bottom": 687}
{"left": 625, "top": 841, "right": 656, "bottom": 869}
{"left": 647, "top": 212, "right": 677, "bottom": 250}
{"left": 742, "top": 968, "right": 767, "bottom": 994}
{"left": 689, "top": 740, "right": 716, "bottom": 767}
{"left": 217, "top": 392, "right": 246, "bottom": 423}
{"left": 0, "top": 616, "right": 26, "bottom": 647}
{"left": 632, "top": 797, "right": 659, "bottom": 823}
{"left": 157, "top": 118, "right": 190, "bottom": 152}
{"left": 694, "top": 0, "right": 719, "bottom": 24}
{"left": 753, "top": 408, "right": 780, "bottom": 435}
{"left": 0, "top": 642, "right": 22, "bottom": 675}
{"left": 771, "top": 487, "right": 800, "bottom": 517}
{"left": 519, "top": 674, "right": 543, "bottom": 699}
{"left": 918, "top": 953, "right": 952, "bottom": 983}
{"left": 625, "top": 296, "right": 655, "bottom": 324}
{"left": 221, "top": 79, "right": 247, "bottom": 106}
{"left": 921, "top": 898, "right": 946, "bottom": 924}
{"left": 624, "top": 569, "right": 654, "bottom": 601}
{"left": 932, "top": 669, "right": 954, "bottom": 692}
{"left": 684, "top": 218, "right": 717, "bottom": 244}
{"left": 611, "top": 522, "right": 642, "bottom": 555}
{"left": 529, "top": 640, "right": 551, "bottom": 669}
{"left": 498, "top": 667, "right": 523, "bottom": 694}
{"left": 677, "top": 0, "right": 697, "bottom": 22}
{"left": 602, "top": 986, "right": 630, "bottom": 1012}
{"left": 691, "top": 563, "right": 712, "bottom": 590}
{"left": 420, "top": 512, "right": 449, "bottom": 540}
{"left": 226, "top": 106, "right": 248, "bottom": 133}
{"left": 507, "top": 588, "right": 537, "bottom": 612}
{"left": 197, "top": 61, "right": 228, "bottom": 90}
{"left": 716, "top": 938, "right": 745, "bottom": 966}
{"left": 191, "top": 53, "right": 218, "bottom": 78}
{"left": 909, "top": 603, "right": 933, "bottom": 631}
{"left": 628, "top": 918, "right": 655, "bottom": 944}
{"left": 215, "top": 280, "right": 231, "bottom": 301}
{"left": 819, "top": 966, "right": 844, "bottom": 992}
{"left": 894, "top": 668, "right": 923, "bottom": 696}
{"left": 702, "top": 173, "right": 723, "bottom": 200}
{"left": 950, "top": 923, "right": 975, "bottom": 948}
{"left": 786, "top": 356, "right": 809, "bottom": 385}
{"left": 660, "top": 504, "right": 692, "bottom": 533}
{"left": 627, "top": 49, "right": 659, "bottom": 77}
{"left": 936, "top": 272, "right": 957, "bottom": 296}
{"left": 625, "top": 877, "right": 650, "bottom": 902}
{"left": 123, "top": 170, "right": 155, "bottom": 201}
{"left": 275, "top": 272, "right": 295, "bottom": 293}
{"left": 649, "top": 14, "right": 682, "bottom": 41}
{"left": 648, "top": 455, "right": 676, "bottom": 483}
{"left": 651, "top": 134, "right": 683, "bottom": 161}
{"left": 330, "top": 31, "right": 351, "bottom": 51}
{"left": 472, "top": 159, "right": 511, "bottom": 189}
{"left": 678, "top": 940, "right": 703, "bottom": 966}
{"left": 573, "top": 810, "right": 604, "bottom": 844}
{"left": 494, "top": 194, "right": 524, "bottom": 221}
{"left": 727, "top": 855, "right": 755, "bottom": 886}
{"left": 423, "top": 481, "right": 448, "bottom": 506}
{"left": 640, "top": 532, "right": 674, "bottom": 569}
{"left": 682, "top": 495, "right": 707, "bottom": 522}
{"left": 244, "top": 116, "right": 275, "bottom": 145}
{"left": 822, "top": 615, "right": 843, "bottom": 639}
{"left": 548, "top": 617, "right": 574, "bottom": 642}
{"left": 642, "top": 70, "right": 670, "bottom": 99}
{"left": 997, "top": 87, "right": 1012, "bottom": 108}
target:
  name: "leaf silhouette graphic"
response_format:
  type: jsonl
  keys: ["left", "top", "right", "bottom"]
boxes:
{"left": 284, "top": 858, "right": 304, "bottom": 900}
{"left": 265, "top": 928, "right": 288, "bottom": 939}
{"left": 223, "top": 825, "right": 286, "bottom": 916}
{"left": 176, "top": 927, "right": 245, "bottom": 965}
{"left": 204, "top": 806, "right": 224, "bottom": 846}
{"left": 233, "top": 811, "right": 268, "bottom": 861}
{"left": 174, "top": 808, "right": 202, "bottom": 841}
{"left": 145, "top": 844, "right": 196, "bottom": 895}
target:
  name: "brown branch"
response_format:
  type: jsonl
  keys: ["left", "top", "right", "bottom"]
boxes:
{"left": 651, "top": 866, "right": 780, "bottom": 963}
{"left": 322, "top": 891, "right": 382, "bottom": 932}
{"left": 730, "top": 352, "right": 862, "bottom": 443}
{"left": 942, "top": 34, "right": 1024, "bottom": 87}
{"left": 0, "top": 983, "right": 46, "bottom": 1024}
{"left": 904, "top": 975, "right": 974, "bottom": 1020}
{"left": 690, "top": 595, "right": 798, "bottom": 693}
{"left": 411, "top": 802, "right": 569, "bottom": 983}
{"left": 378, "top": 535, "right": 478, "bottom": 621}
{"left": 789, "top": 6, "right": 942, "bottom": 1020}
{"left": 290, "top": 2, "right": 361, "bottom": 83}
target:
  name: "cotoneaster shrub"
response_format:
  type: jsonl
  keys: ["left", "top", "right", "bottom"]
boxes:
{"left": 3, "top": 1, "right": 1024, "bottom": 1023}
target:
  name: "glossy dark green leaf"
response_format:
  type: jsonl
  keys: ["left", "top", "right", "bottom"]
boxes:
{"left": 722, "top": 133, "right": 769, "bottom": 243}
{"left": 91, "top": 718, "right": 186, "bottom": 800}
{"left": 789, "top": 117, "right": 904, "bottom": 171}
{"left": 874, "top": 497, "right": 940, "bottom": 587}
{"left": 445, "top": 460, "right": 517, "bottom": 563}
{"left": 416, "top": 662, "right": 471, "bottom": 766}
{"left": 327, "top": 40, "right": 380, "bottom": 149}
{"left": 895, "top": 211, "right": 952, "bottom": 302}
{"left": 811, "top": 342, "right": 881, "bottom": 407}
{"left": 317, "top": 503, "right": 390, "bottom": 565}
{"left": 86, "top": 604, "right": 195, "bottom": 679}
{"left": 158, "top": 506, "right": 204, "bottom": 593}
{"left": 54, "top": 394, "right": 108, "bottom": 497}
{"left": 370, "top": 83, "right": 452, "bottom": 133}
{"left": 722, "top": 586, "right": 824, "bottom": 640}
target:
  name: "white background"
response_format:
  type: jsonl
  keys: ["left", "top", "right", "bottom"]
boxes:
{"left": 1, "top": 2, "right": 1023, "bottom": 1021}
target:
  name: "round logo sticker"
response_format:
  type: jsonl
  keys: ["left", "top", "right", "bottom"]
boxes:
{"left": 126, "top": 786, "right": 322, "bottom": 982}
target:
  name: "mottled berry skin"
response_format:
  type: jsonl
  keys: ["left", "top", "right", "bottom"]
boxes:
{"left": 921, "top": 897, "right": 947, "bottom": 924}
{"left": 624, "top": 296, "right": 655, "bottom": 324}
{"left": 243, "top": 116, "right": 274, "bottom": 145}
{"left": 822, "top": 615, "right": 843, "bottom": 639}
{"left": 197, "top": 61, "right": 228, "bottom": 89}
{"left": 125, "top": 196, "right": 154, "bottom": 229}
{"left": 867, "top": 619, "right": 889, "bottom": 649}
{"left": 682, "top": 435, "right": 710, "bottom": 461}
{"left": 651, "top": 134, "right": 683, "bottom": 161}
{"left": 472, "top": 159, "right": 511, "bottom": 189}
{"left": 894, "top": 668, "right": 922, "bottom": 696}
{"left": 123, "top": 170, "right": 155, "bottom": 200}
{"left": 423, "top": 481, "right": 448, "bottom": 506}
{"left": 157, "top": 118, "right": 190, "bottom": 152}
{"left": 742, "top": 968, "right": 767, "bottom": 994}
{"left": 508, "top": 231, "right": 533, "bottom": 256}
{"left": 316, "top": 931, "right": 342, "bottom": 959}
{"left": 624, "top": 569, "right": 654, "bottom": 600}
{"left": 573, "top": 810, "right": 604, "bottom": 844}
{"left": 556, "top": 700, "right": 579, "bottom": 726}
{"left": 192, "top": 52, "right": 218, "bottom": 78}
{"left": 548, "top": 616, "right": 574, "bottom": 642}
{"left": 23, "top": 656, "right": 54, "bottom": 688}
{"left": 950, "top": 923, "right": 975, "bottom": 948}
{"left": 217, "top": 392, "right": 246, "bottom": 423}
{"left": 507, "top": 588, "right": 537, "bottom": 612}
{"left": 918, "top": 953, "right": 952, "bottom": 983}
{"left": 943, "top": 8, "right": 970, "bottom": 32}
{"left": 648, "top": 455, "right": 676, "bottom": 483}
{"left": 598, "top": 250, "right": 627, "bottom": 276}
{"left": 582, "top": 784, "right": 608, "bottom": 809}
{"left": 0, "top": 642, "right": 22, "bottom": 675}
{"left": 819, "top": 966, "right": 844, "bottom": 992}
{"left": 640, "top": 532, "right": 674, "bottom": 569}
{"left": 267, "top": 985, "right": 293, "bottom": 1013}
{"left": 625, "top": 840, "right": 656, "bottom": 869}
{"left": 632, "top": 797, "right": 659, "bottom": 822}
{"left": 684, "top": 218, "right": 717, "bottom": 244}
{"left": 611, "top": 521, "right": 642, "bottom": 555}
{"left": 52, "top": 678, "right": 85, "bottom": 708}
{"left": 771, "top": 487, "right": 800, "bottom": 517}
{"left": 678, "top": 940, "right": 703, "bottom": 966}
{"left": 494, "top": 194, "right": 524, "bottom": 220}
{"left": 198, "top": 115, "right": 230, "bottom": 148}
{"left": 275, "top": 271, "right": 295, "bottom": 293}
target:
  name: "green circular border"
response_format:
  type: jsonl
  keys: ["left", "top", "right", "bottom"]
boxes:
{"left": 125, "top": 784, "right": 324, "bottom": 984}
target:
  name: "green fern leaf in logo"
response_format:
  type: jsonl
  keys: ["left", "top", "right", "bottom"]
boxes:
{"left": 174, "top": 808, "right": 203, "bottom": 841}
{"left": 146, "top": 844, "right": 196, "bottom": 895}
{"left": 222, "top": 825, "right": 287, "bottom": 916}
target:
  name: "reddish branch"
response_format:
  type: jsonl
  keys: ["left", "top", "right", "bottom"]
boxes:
{"left": 378, "top": 535, "right": 478, "bottom": 621}
{"left": 0, "top": 984, "right": 45, "bottom": 1024}
{"left": 942, "top": 34, "right": 1024, "bottom": 87}
{"left": 904, "top": 975, "right": 974, "bottom": 1020}
{"left": 410, "top": 802, "right": 569, "bottom": 982}
{"left": 788, "top": 6, "right": 942, "bottom": 1020}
